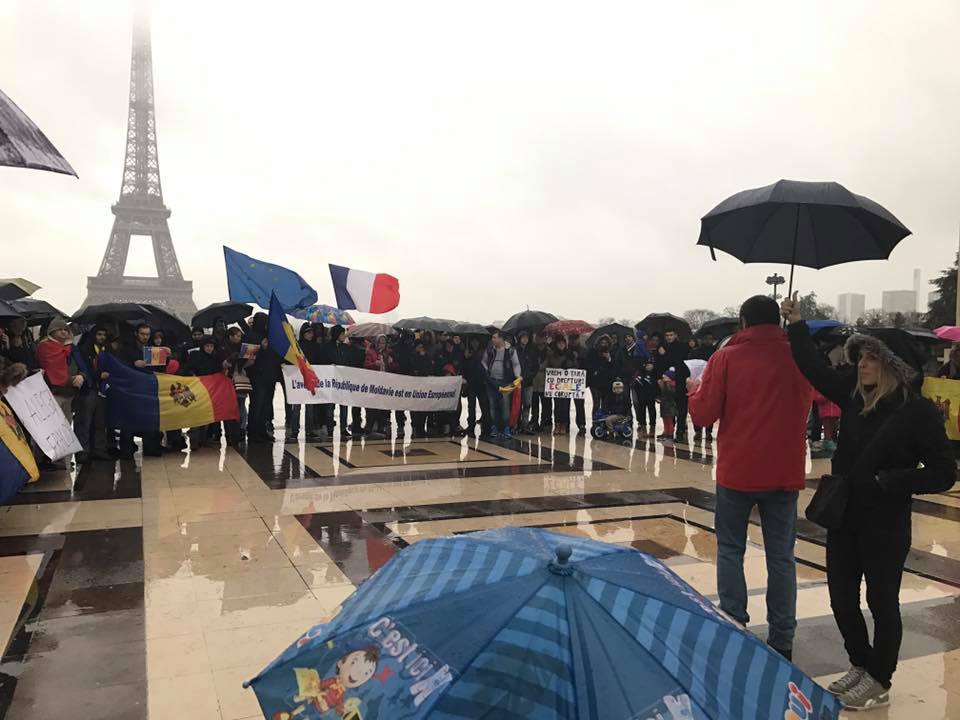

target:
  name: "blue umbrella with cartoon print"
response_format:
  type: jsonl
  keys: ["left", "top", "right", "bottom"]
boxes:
{"left": 245, "top": 527, "right": 840, "bottom": 720}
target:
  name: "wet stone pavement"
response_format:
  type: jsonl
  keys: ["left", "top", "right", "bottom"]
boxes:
{"left": 0, "top": 416, "right": 959, "bottom": 719}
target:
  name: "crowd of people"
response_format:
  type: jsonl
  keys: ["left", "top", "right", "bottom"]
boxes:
{"left": 0, "top": 307, "right": 729, "bottom": 469}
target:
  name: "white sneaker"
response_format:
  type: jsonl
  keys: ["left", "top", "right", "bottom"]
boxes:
{"left": 827, "top": 666, "right": 865, "bottom": 695}
{"left": 841, "top": 673, "right": 889, "bottom": 710}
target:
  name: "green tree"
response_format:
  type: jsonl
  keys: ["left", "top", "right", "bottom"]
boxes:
{"left": 797, "top": 292, "right": 835, "bottom": 320}
{"left": 926, "top": 254, "right": 957, "bottom": 328}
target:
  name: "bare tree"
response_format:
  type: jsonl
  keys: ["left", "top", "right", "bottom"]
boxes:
{"left": 682, "top": 309, "right": 720, "bottom": 332}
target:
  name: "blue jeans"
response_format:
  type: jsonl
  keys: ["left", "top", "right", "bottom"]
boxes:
{"left": 715, "top": 486, "right": 798, "bottom": 652}
{"left": 487, "top": 381, "right": 511, "bottom": 430}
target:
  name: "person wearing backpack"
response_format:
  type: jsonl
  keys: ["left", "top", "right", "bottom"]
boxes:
{"left": 782, "top": 293, "right": 956, "bottom": 711}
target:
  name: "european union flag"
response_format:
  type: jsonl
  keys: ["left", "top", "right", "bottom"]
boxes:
{"left": 223, "top": 246, "right": 317, "bottom": 312}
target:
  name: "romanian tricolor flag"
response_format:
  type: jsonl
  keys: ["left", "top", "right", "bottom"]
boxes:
{"left": 99, "top": 353, "right": 239, "bottom": 433}
{"left": 143, "top": 346, "right": 171, "bottom": 367}
{"left": 0, "top": 398, "right": 38, "bottom": 503}
{"left": 268, "top": 290, "right": 319, "bottom": 394}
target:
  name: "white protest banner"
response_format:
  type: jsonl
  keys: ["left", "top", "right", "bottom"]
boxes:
{"left": 282, "top": 365, "right": 461, "bottom": 411}
{"left": 545, "top": 368, "right": 587, "bottom": 399}
{"left": 3, "top": 372, "right": 83, "bottom": 461}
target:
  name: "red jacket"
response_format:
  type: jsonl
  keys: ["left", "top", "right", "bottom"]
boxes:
{"left": 37, "top": 338, "right": 73, "bottom": 388}
{"left": 689, "top": 324, "right": 812, "bottom": 492}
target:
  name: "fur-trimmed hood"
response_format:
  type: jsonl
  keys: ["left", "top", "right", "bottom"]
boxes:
{"left": 844, "top": 331, "right": 922, "bottom": 387}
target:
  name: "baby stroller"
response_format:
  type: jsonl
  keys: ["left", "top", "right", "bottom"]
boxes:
{"left": 591, "top": 408, "right": 633, "bottom": 440}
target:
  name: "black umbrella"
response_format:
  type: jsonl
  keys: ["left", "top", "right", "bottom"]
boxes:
{"left": 587, "top": 323, "right": 634, "bottom": 347}
{"left": 8, "top": 298, "right": 66, "bottom": 326}
{"left": 897, "top": 327, "right": 945, "bottom": 346}
{"left": 193, "top": 301, "right": 253, "bottom": 329}
{"left": 0, "top": 278, "right": 40, "bottom": 301}
{"left": 0, "top": 87, "right": 76, "bottom": 176}
{"left": 0, "top": 300, "right": 22, "bottom": 320}
{"left": 394, "top": 317, "right": 460, "bottom": 333}
{"left": 697, "top": 317, "right": 740, "bottom": 339}
{"left": 140, "top": 304, "right": 191, "bottom": 340}
{"left": 73, "top": 302, "right": 151, "bottom": 325}
{"left": 636, "top": 313, "right": 692, "bottom": 340}
{"left": 698, "top": 179, "right": 911, "bottom": 296}
{"left": 451, "top": 321, "right": 490, "bottom": 336}
{"left": 501, "top": 309, "right": 558, "bottom": 334}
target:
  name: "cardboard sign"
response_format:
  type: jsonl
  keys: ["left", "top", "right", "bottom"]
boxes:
{"left": 545, "top": 368, "right": 587, "bottom": 399}
{"left": 3, "top": 372, "right": 83, "bottom": 461}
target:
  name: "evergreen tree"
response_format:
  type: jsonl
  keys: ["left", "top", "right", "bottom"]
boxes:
{"left": 926, "top": 254, "right": 958, "bottom": 328}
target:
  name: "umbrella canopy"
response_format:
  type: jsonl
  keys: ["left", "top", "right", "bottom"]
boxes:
{"left": 805, "top": 319, "right": 842, "bottom": 334}
{"left": 246, "top": 527, "right": 840, "bottom": 719}
{"left": 139, "top": 304, "right": 190, "bottom": 340}
{"left": 697, "top": 317, "right": 740, "bottom": 339}
{"left": 0, "top": 88, "right": 76, "bottom": 176}
{"left": 346, "top": 322, "right": 394, "bottom": 339}
{"left": 698, "top": 180, "right": 911, "bottom": 295}
{"left": 8, "top": 299, "right": 67, "bottom": 326}
{"left": 501, "top": 309, "right": 558, "bottom": 334}
{"left": 0, "top": 278, "right": 41, "bottom": 301}
{"left": 73, "top": 302, "right": 152, "bottom": 325}
{"left": 587, "top": 322, "right": 634, "bottom": 347}
{"left": 899, "top": 327, "right": 945, "bottom": 345}
{"left": 451, "top": 321, "right": 490, "bottom": 336}
{"left": 543, "top": 319, "right": 595, "bottom": 337}
{"left": 292, "top": 304, "right": 355, "bottom": 326}
{"left": 637, "top": 313, "right": 692, "bottom": 340}
{"left": 0, "top": 300, "right": 22, "bottom": 320}
{"left": 193, "top": 301, "right": 254, "bottom": 329}
{"left": 395, "top": 317, "right": 460, "bottom": 333}
{"left": 935, "top": 326, "right": 960, "bottom": 343}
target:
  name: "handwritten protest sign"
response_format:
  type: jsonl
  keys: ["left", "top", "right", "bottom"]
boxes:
{"left": 283, "top": 365, "right": 461, "bottom": 411}
{"left": 3, "top": 372, "right": 82, "bottom": 461}
{"left": 545, "top": 368, "right": 587, "bottom": 399}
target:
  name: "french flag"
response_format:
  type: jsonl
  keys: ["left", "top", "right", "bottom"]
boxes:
{"left": 329, "top": 264, "right": 400, "bottom": 314}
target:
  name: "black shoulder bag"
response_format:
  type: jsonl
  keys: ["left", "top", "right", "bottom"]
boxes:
{"left": 804, "top": 411, "right": 899, "bottom": 530}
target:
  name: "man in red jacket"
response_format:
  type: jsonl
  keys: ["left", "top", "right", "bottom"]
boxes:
{"left": 688, "top": 295, "right": 811, "bottom": 661}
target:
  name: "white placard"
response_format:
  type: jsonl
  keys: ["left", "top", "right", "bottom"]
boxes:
{"left": 3, "top": 372, "right": 82, "bottom": 461}
{"left": 545, "top": 368, "right": 587, "bottom": 399}
{"left": 282, "top": 365, "right": 461, "bottom": 411}
{"left": 684, "top": 359, "right": 708, "bottom": 381}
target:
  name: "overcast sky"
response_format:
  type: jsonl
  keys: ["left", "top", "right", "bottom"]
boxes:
{"left": 3, "top": 0, "right": 959, "bottom": 324}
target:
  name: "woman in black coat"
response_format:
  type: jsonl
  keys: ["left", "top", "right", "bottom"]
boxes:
{"left": 782, "top": 298, "right": 955, "bottom": 710}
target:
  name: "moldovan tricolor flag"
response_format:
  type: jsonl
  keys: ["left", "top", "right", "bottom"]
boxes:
{"left": 0, "top": 398, "right": 39, "bottom": 503}
{"left": 267, "top": 291, "right": 319, "bottom": 394}
{"left": 99, "top": 354, "right": 239, "bottom": 434}
{"left": 329, "top": 264, "right": 400, "bottom": 313}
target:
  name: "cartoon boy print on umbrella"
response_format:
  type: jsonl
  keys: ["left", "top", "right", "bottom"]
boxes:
{"left": 273, "top": 646, "right": 380, "bottom": 720}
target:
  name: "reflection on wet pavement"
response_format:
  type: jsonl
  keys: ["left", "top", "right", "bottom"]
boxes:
{"left": 0, "top": 425, "right": 958, "bottom": 719}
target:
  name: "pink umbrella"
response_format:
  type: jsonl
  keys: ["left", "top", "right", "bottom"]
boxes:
{"left": 934, "top": 326, "right": 960, "bottom": 342}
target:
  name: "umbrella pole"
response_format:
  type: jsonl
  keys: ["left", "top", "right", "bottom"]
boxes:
{"left": 786, "top": 205, "right": 801, "bottom": 298}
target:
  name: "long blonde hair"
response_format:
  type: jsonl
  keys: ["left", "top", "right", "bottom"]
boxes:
{"left": 855, "top": 354, "right": 906, "bottom": 415}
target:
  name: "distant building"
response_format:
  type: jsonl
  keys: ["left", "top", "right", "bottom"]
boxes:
{"left": 913, "top": 269, "right": 923, "bottom": 312}
{"left": 881, "top": 290, "right": 917, "bottom": 315}
{"left": 837, "top": 293, "right": 866, "bottom": 324}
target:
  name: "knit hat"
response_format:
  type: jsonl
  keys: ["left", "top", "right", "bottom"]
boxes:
{"left": 47, "top": 316, "right": 69, "bottom": 334}
{"left": 845, "top": 331, "right": 924, "bottom": 389}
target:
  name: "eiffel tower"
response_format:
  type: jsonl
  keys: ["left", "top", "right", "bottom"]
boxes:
{"left": 81, "top": 9, "right": 195, "bottom": 321}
